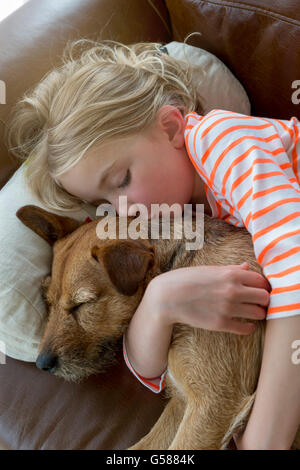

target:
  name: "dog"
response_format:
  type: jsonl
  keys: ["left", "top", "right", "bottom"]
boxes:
{"left": 16, "top": 205, "right": 300, "bottom": 450}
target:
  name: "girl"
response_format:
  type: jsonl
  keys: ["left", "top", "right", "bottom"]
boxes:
{"left": 8, "top": 39, "right": 300, "bottom": 449}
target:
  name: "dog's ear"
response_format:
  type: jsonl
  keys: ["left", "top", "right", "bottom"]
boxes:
{"left": 16, "top": 205, "right": 81, "bottom": 246}
{"left": 91, "top": 240, "right": 155, "bottom": 296}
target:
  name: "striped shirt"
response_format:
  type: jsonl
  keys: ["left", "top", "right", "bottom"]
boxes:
{"left": 185, "top": 109, "right": 300, "bottom": 320}
{"left": 124, "top": 108, "right": 300, "bottom": 393}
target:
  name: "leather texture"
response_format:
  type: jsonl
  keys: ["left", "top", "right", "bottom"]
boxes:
{"left": 0, "top": 0, "right": 300, "bottom": 450}
{"left": 0, "top": 355, "right": 166, "bottom": 450}
{"left": 166, "top": 0, "right": 300, "bottom": 120}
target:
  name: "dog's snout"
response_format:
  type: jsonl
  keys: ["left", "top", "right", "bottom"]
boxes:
{"left": 36, "top": 352, "right": 58, "bottom": 373}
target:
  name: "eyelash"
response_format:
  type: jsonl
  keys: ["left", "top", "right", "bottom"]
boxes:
{"left": 69, "top": 303, "right": 84, "bottom": 318}
{"left": 70, "top": 303, "right": 83, "bottom": 313}
{"left": 118, "top": 170, "right": 131, "bottom": 189}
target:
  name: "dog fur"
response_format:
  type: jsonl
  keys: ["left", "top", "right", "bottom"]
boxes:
{"left": 16, "top": 205, "right": 300, "bottom": 450}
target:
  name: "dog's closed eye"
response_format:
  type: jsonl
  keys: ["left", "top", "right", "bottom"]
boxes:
{"left": 69, "top": 289, "right": 99, "bottom": 318}
{"left": 70, "top": 303, "right": 84, "bottom": 314}
{"left": 69, "top": 303, "right": 85, "bottom": 319}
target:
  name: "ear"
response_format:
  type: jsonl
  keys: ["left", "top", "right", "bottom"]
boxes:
{"left": 91, "top": 240, "right": 155, "bottom": 296}
{"left": 156, "top": 105, "right": 185, "bottom": 147}
{"left": 16, "top": 205, "right": 81, "bottom": 246}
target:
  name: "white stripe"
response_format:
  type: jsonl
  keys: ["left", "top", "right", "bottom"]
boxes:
{"left": 267, "top": 310, "right": 300, "bottom": 320}
{"left": 269, "top": 289, "right": 300, "bottom": 306}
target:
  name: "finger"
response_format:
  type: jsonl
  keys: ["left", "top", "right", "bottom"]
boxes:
{"left": 231, "top": 303, "right": 267, "bottom": 320}
{"left": 240, "top": 262, "right": 249, "bottom": 269}
{"left": 225, "top": 320, "right": 257, "bottom": 335}
{"left": 227, "top": 262, "right": 248, "bottom": 269}
{"left": 237, "top": 286, "right": 270, "bottom": 307}
{"left": 236, "top": 269, "right": 271, "bottom": 291}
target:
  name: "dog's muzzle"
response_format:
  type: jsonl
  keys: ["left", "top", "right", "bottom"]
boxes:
{"left": 36, "top": 351, "right": 58, "bottom": 373}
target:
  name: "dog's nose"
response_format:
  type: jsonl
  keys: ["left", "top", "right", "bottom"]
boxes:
{"left": 36, "top": 352, "right": 58, "bottom": 372}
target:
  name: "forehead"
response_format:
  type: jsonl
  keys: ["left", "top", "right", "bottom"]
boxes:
{"left": 57, "top": 149, "right": 106, "bottom": 201}
{"left": 58, "top": 137, "right": 131, "bottom": 202}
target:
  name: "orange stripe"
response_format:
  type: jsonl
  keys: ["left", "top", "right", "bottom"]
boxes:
{"left": 271, "top": 283, "right": 300, "bottom": 294}
{"left": 227, "top": 155, "right": 285, "bottom": 203}
{"left": 252, "top": 184, "right": 300, "bottom": 201}
{"left": 273, "top": 119, "right": 294, "bottom": 140}
{"left": 201, "top": 122, "right": 272, "bottom": 165}
{"left": 251, "top": 197, "right": 300, "bottom": 222}
{"left": 210, "top": 134, "right": 278, "bottom": 187}
{"left": 257, "top": 228, "right": 300, "bottom": 265}
{"left": 189, "top": 113, "right": 230, "bottom": 178}
{"left": 185, "top": 132, "right": 210, "bottom": 187}
{"left": 252, "top": 212, "right": 300, "bottom": 242}
{"left": 229, "top": 166, "right": 252, "bottom": 202}
{"left": 201, "top": 114, "right": 263, "bottom": 140}
{"left": 244, "top": 211, "right": 252, "bottom": 230}
{"left": 280, "top": 162, "right": 293, "bottom": 171}
{"left": 264, "top": 246, "right": 300, "bottom": 267}
{"left": 136, "top": 373, "right": 160, "bottom": 390}
{"left": 292, "top": 123, "right": 300, "bottom": 185}
{"left": 221, "top": 152, "right": 284, "bottom": 198}
{"left": 254, "top": 170, "right": 285, "bottom": 181}
{"left": 237, "top": 187, "right": 252, "bottom": 211}
{"left": 267, "top": 264, "right": 300, "bottom": 278}
{"left": 209, "top": 187, "right": 223, "bottom": 218}
{"left": 268, "top": 302, "right": 300, "bottom": 314}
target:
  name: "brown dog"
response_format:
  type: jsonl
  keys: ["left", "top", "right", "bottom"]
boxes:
{"left": 16, "top": 205, "right": 300, "bottom": 450}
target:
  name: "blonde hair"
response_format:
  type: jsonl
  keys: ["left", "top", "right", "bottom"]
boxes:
{"left": 7, "top": 36, "right": 203, "bottom": 212}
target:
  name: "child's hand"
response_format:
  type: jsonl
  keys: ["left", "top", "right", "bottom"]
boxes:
{"left": 152, "top": 262, "right": 270, "bottom": 335}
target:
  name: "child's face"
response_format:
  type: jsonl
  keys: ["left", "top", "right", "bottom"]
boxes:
{"left": 58, "top": 106, "right": 199, "bottom": 218}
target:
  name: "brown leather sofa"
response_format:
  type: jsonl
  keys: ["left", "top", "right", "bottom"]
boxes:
{"left": 0, "top": 0, "right": 299, "bottom": 450}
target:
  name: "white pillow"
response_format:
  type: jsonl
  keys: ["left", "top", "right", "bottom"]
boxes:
{"left": 0, "top": 164, "right": 97, "bottom": 362}
{"left": 0, "top": 42, "right": 250, "bottom": 363}
{"left": 165, "top": 41, "right": 251, "bottom": 115}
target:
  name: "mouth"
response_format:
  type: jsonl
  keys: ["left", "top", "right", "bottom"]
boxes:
{"left": 47, "top": 337, "right": 123, "bottom": 382}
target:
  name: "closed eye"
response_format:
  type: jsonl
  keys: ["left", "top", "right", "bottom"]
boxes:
{"left": 69, "top": 303, "right": 84, "bottom": 315}
{"left": 118, "top": 169, "right": 131, "bottom": 189}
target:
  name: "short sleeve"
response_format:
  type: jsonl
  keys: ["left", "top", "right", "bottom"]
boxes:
{"left": 123, "top": 334, "right": 167, "bottom": 394}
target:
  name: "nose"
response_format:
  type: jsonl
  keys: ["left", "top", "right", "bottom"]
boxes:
{"left": 114, "top": 196, "right": 142, "bottom": 218}
{"left": 36, "top": 351, "right": 58, "bottom": 373}
{"left": 127, "top": 203, "right": 142, "bottom": 217}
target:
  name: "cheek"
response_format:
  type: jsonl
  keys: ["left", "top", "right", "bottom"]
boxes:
{"left": 128, "top": 156, "right": 194, "bottom": 207}
{"left": 129, "top": 184, "right": 154, "bottom": 206}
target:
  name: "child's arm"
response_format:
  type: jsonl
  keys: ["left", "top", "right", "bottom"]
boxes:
{"left": 125, "top": 263, "right": 270, "bottom": 383}
{"left": 124, "top": 279, "right": 173, "bottom": 379}
{"left": 236, "top": 315, "right": 300, "bottom": 450}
